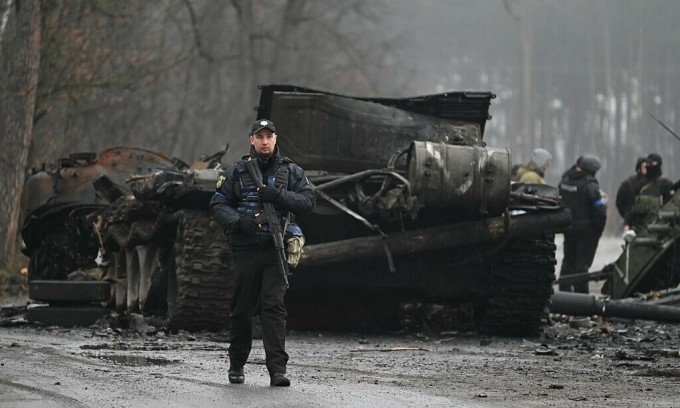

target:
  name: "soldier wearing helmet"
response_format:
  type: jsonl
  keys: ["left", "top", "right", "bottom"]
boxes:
{"left": 625, "top": 153, "right": 675, "bottom": 230}
{"left": 558, "top": 154, "right": 607, "bottom": 293}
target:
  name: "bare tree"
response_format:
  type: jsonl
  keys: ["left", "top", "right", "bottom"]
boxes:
{"left": 0, "top": 0, "right": 42, "bottom": 268}
{"left": 0, "top": 0, "right": 401, "bottom": 270}
{"left": 25, "top": 0, "right": 397, "bottom": 167}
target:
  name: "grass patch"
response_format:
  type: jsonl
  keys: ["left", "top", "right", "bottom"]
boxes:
{"left": 0, "top": 265, "right": 28, "bottom": 300}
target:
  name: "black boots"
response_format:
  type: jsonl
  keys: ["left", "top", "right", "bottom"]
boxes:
{"left": 228, "top": 367, "right": 245, "bottom": 384}
{"left": 270, "top": 372, "right": 290, "bottom": 387}
{"left": 229, "top": 366, "right": 290, "bottom": 386}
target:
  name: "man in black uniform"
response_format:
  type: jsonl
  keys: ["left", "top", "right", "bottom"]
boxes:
{"left": 615, "top": 157, "right": 647, "bottom": 223}
{"left": 558, "top": 154, "right": 607, "bottom": 293}
{"left": 209, "top": 119, "right": 316, "bottom": 387}
{"left": 625, "top": 153, "right": 674, "bottom": 231}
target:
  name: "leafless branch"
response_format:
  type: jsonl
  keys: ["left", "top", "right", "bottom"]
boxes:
{"left": 503, "top": 0, "right": 522, "bottom": 21}
{"left": 0, "top": 0, "right": 15, "bottom": 55}
{"left": 182, "top": 0, "right": 215, "bottom": 63}
{"left": 86, "top": 0, "right": 133, "bottom": 19}
{"left": 169, "top": 59, "right": 194, "bottom": 155}
{"left": 230, "top": 0, "right": 242, "bottom": 16}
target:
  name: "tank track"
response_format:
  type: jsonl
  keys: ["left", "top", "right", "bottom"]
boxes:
{"left": 479, "top": 235, "right": 556, "bottom": 336}
{"left": 167, "top": 209, "right": 234, "bottom": 331}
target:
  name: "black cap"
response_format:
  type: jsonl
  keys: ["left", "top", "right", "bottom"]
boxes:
{"left": 647, "top": 153, "right": 662, "bottom": 167}
{"left": 251, "top": 119, "right": 276, "bottom": 134}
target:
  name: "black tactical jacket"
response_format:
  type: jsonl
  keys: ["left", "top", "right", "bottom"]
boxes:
{"left": 615, "top": 173, "right": 646, "bottom": 220}
{"left": 559, "top": 168, "right": 607, "bottom": 234}
{"left": 209, "top": 146, "right": 316, "bottom": 249}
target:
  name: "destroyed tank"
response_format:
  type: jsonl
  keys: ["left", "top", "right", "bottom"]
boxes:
{"left": 20, "top": 147, "right": 233, "bottom": 331}
{"left": 253, "top": 85, "right": 570, "bottom": 335}
{"left": 20, "top": 85, "right": 571, "bottom": 336}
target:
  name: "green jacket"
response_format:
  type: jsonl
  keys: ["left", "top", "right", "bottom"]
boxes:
{"left": 516, "top": 162, "right": 546, "bottom": 184}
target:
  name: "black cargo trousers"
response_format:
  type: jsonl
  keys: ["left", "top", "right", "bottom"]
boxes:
{"left": 228, "top": 245, "right": 288, "bottom": 375}
{"left": 559, "top": 227, "right": 601, "bottom": 293}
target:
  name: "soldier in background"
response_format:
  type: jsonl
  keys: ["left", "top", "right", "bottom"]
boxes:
{"left": 558, "top": 155, "right": 607, "bottom": 293}
{"left": 516, "top": 148, "right": 552, "bottom": 184}
{"left": 625, "top": 153, "right": 674, "bottom": 231}
{"left": 615, "top": 157, "right": 647, "bottom": 223}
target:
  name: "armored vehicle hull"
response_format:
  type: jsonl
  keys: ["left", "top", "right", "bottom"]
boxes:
{"left": 21, "top": 147, "right": 182, "bottom": 281}
{"left": 602, "top": 192, "right": 680, "bottom": 299}
{"left": 256, "top": 85, "right": 570, "bottom": 335}
{"left": 21, "top": 147, "right": 234, "bottom": 331}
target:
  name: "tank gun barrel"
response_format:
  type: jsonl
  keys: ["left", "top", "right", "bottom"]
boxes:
{"left": 556, "top": 269, "right": 611, "bottom": 286}
{"left": 550, "top": 292, "right": 680, "bottom": 323}
{"left": 300, "top": 208, "right": 571, "bottom": 268}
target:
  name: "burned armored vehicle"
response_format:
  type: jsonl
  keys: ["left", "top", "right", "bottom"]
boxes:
{"left": 21, "top": 85, "right": 571, "bottom": 336}
{"left": 21, "top": 148, "right": 182, "bottom": 281}
{"left": 253, "top": 85, "right": 570, "bottom": 335}
{"left": 21, "top": 147, "right": 233, "bottom": 331}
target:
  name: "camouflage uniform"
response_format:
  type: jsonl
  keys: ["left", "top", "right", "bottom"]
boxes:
{"left": 626, "top": 154, "right": 674, "bottom": 230}
{"left": 516, "top": 148, "right": 552, "bottom": 184}
{"left": 516, "top": 162, "right": 546, "bottom": 184}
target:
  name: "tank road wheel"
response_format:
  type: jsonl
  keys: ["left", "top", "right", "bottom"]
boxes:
{"left": 120, "top": 245, "right": 162, "bottom": 313}
{"left": 138, "top": 245, "right": 160, "bottom": 313}
{"left": 167, "top": 209, "right": 234, "bottom": 332}
{"left": 113, "top": 251, "right": 128, "bottom": 312}
{"left": 125, "top": 247, "right": 141, "bottom": 312}
{"left": 479, "top": 235, "right": 557, "bottom": 337}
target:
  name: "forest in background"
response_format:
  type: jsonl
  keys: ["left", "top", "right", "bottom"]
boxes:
{"left": 1, "top": 0, "right": 679, "bottom": 269}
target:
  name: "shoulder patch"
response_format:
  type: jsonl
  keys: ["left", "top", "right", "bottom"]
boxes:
{"left": 216, "top": 175, "right": 227, "bottom": 189}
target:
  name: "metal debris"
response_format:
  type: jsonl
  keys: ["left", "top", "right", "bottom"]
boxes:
{"left": 350, "top": 347, "right": 431, "bottom": 353}
{"left": 534, "top": 344, "right": 558, "bottom": 356}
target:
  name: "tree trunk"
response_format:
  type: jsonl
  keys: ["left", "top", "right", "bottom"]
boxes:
{"left": 586, "top": 25, "right": 597, "bottom": 154}
{"left": 0, "top": 0, "right": 42, "bottom": 268}
{"left": 520, "top": 14, "right": 533, "bottom": 160}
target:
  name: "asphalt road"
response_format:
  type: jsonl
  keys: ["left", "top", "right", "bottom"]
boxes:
{"left": 1, "top": 318, "right": 679, "bottom": 408}
{"left": 1, "top": 235, "right": 678, "bottom": 408}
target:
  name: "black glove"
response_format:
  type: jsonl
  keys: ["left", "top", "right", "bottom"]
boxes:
{"left": 257, "top": 186, "right": 280, "bottom": 202}
{"left": 238, "top": 216, "right": 259, "bottom": 235}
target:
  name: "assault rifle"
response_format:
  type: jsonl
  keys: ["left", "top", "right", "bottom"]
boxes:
{"left": 245, "top": 158, "right": 290, "bottom": 288}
